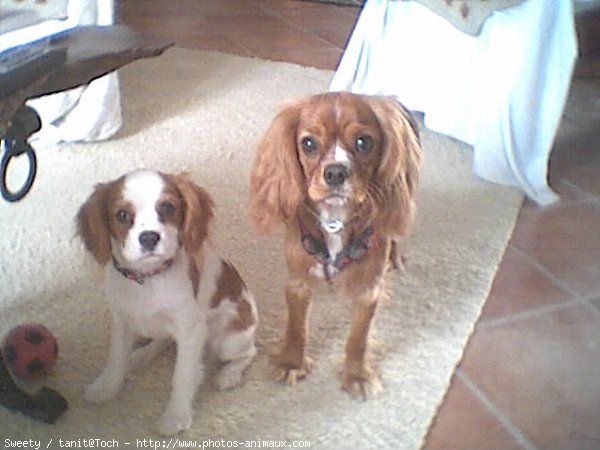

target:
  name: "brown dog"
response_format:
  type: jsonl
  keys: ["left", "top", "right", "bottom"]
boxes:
{"left": 249, "top": 92, "right": 421, "bottom": 398}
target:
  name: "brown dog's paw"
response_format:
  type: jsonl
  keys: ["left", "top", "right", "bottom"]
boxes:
{"left": 270, "top": 353, "right": 314, "bottom": 385}
{"left": 341, "top": 366, "right": 382, "bottom": 400}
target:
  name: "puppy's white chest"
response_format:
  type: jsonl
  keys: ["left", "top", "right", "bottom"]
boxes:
{"left": 105, "top": 265, "right": 198, "bottom": 338}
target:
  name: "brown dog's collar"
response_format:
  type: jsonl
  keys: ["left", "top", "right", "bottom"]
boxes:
{"left": 300, "top": 224, "right": 380, "bottom": 282}
{"left": 112, "top": 258, "right": 174, "bottom": 285}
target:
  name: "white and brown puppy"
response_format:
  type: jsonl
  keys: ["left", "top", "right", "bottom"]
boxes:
{"left": 250, "top": 92, "right": 420, "bottom": 399}
{"left": 77, "top": 169, "right": 257, "bottom": 435}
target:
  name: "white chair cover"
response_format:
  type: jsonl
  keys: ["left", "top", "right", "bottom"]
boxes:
{"left": 330, "top": 0, "right": 578, "bottom": 205}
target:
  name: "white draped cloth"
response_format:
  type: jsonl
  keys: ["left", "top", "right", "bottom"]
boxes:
{"left": 0, "top": 0, "right": 122, "bottom": 145}
{"left": 330, "top": 0, "right": 578, "bottom": 205}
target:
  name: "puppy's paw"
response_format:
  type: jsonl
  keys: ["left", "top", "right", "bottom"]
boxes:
{"left": 341, "top": 366, "right": 382, "bottom": 400}
{"left": 84, "top": 377, "right": 120, "bottom": 403}
{"left": 156, "top": 408, "right": 193, "bottom": 436}
{"left": 271, "top": 353, "right": 314, "bottom": 385}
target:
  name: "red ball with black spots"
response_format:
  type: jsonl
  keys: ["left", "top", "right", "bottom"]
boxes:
{"left": 1, "top": 323, "right": 58, "bottom": 381}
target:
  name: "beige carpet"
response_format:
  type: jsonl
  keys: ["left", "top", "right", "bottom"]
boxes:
{"left": 0, "top": 48, "right": 522, "bottom": 449}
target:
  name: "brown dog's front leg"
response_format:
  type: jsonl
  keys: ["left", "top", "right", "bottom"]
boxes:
{"left": 342, "top": 292, "right": 382, "bottom": 400}
{"left": 271, "top": 279, "right": 314, "bottom": 385}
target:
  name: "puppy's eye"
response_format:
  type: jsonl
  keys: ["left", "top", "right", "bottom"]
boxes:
{"left": 116, "top": 210, "right": 131, "bottom": 225}
{"left": 158, "top": 201, "right": 175, "bottom": 219}
{"left": 300, "top": 136, "right": 319, "bottom": 155}
{"left": 355, "top": 135, "right": 374, "bottom": 154}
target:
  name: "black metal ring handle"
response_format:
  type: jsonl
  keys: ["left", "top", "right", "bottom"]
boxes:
{"left": 1, "top": 141, "right": 37, "bottom": 202}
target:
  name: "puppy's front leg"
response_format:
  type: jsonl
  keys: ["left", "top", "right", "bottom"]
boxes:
{"left": 342, "top": 289, "right": 383, "bottom": 400}
{"left": 86, "top": 311, "right": 134, "bottom": 403}
{"left": 157, "top": 319, "right": 206, "bottom": 435}
{"left": 271, "top": 279, "right": 314, "bottom": 384}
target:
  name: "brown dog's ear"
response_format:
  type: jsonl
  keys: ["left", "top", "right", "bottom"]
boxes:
{"left": 249, "top": 101, "right": 305, "bottom": 233}
{"left": 367, "top": 96, "right": 422, "bottom": 238}
{"left": 170, "top": 173, "right": 215, "bottom": 253}
{"left": 76, "top": 182, "right": 114, "bottom": 266}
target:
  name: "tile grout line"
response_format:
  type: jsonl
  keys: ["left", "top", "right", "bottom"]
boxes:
{"left": 257, "top": 3, "right": 350, "bottom": 51}
{"left": 457, "top": 370, "right": 540, "bottom": 450}
{"left": 209, "top": 3, "right": 344, "bottom": 62}
{"left": 510, "top": 245, "right": 600, "bottom": 315}
{"left": 479, "top": 244, "right": 600, "bottom": 326}
{"left": 558, "top": 177, "right": 600, "bottom": 203}
{"left": 510, "top": 245, "right": 584, "bottom": 301}
{"left": 477, "top": 300, "right": 584, "bottom": 331}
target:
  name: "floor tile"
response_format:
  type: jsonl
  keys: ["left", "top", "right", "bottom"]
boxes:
{"left": 119, "top": 16, "right": 249, "bottom": 56}
{"left": 550, "top": 125, "right": 600, "bottom": 200}
{"left": 118, "top": 0, "right": 210, "bottom": 18}
{"left": 311, "top": 26, "right": 356, "bottom": 50}
{"left": 267, "top": 4, "right": 359, "bottom": 49}
{"left": 423, "top": 375, "right": 524, "bottom": 450}
{"left": 211, "top": 14, "right": 336, "bottom": 55}
{"left": 208, "top": 11, "right": 296, "bottom": 38}
{"left": 461, "top": 304, "right": 600, "bottom": 450}
{"left": 563, "top": 78, "right": 600, "bottom": 129}
{"left": 511, "top": 201, "right": 600, "bottom": 299}
{"left": 121, "top": 15, "right": 213, "bottom": 33}
{"left": 548, "top": 118, "right": 600, "bottom": 201}
{"left": 194, "top": 0, "right": 262, "bottom": 16}
{"left": 479, "top": 246, "right": 570, "bottom": 322}
{"left": 547, "top": 176, "right": 596, "bottom": 203}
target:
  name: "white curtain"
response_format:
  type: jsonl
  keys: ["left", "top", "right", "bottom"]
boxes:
{"left": 26, "top": 0, "right": 122, "bottom": 145}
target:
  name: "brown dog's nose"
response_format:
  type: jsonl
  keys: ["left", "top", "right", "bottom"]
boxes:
{"left": 324, "top": 164, "right": 349, "bottom": 187}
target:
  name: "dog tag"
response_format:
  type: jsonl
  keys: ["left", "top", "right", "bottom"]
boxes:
{"left": 322, "top": 219, "right": 343, "bottom": 234}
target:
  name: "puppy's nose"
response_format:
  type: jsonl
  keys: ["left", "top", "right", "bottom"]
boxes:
{"left": 324, "top": 164, "right": 349, "bottom": 187}
{"left": 139, "top": 231, "right": 160, "bottom": 251}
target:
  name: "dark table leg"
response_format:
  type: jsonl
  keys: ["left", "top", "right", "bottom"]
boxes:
{"left": 1, "top": 105, "right": 40, "bottom": 202}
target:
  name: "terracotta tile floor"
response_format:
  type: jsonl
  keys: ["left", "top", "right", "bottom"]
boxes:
{"left": 118, "top": 1, "right": 600, "bottom": 448}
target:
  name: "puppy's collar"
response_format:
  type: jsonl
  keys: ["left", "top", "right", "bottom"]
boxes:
{"left": 112, "top": 258, "right": 174, "bottom": 285}
{"left": 300, "top": 224, "right": 380, "bottom": 282}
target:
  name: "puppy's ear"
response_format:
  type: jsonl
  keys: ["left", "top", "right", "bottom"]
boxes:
{"left": 249, "top": 101, "right": 305, "bottom": 233}
{"left": 367, "top": 96, "right": 421, "bottom": 237}
{"left": 76, "top": 182, "right": 114, "bottom": 266}
{"left": 170, "top": 173, "right": 215, "bottom": 253}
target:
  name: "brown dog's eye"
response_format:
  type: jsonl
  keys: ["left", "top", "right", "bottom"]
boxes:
{"left": 116, "top": 210, "right": 132, "bottom": 225}
{"left": 300, "top": 136, "right": 319, "bottom": 155}
{"left": 355, "top": 135, "right": 374, "bottom": 154}
{"left": 158, "top": 201, "right": 175, "bottom": 220}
